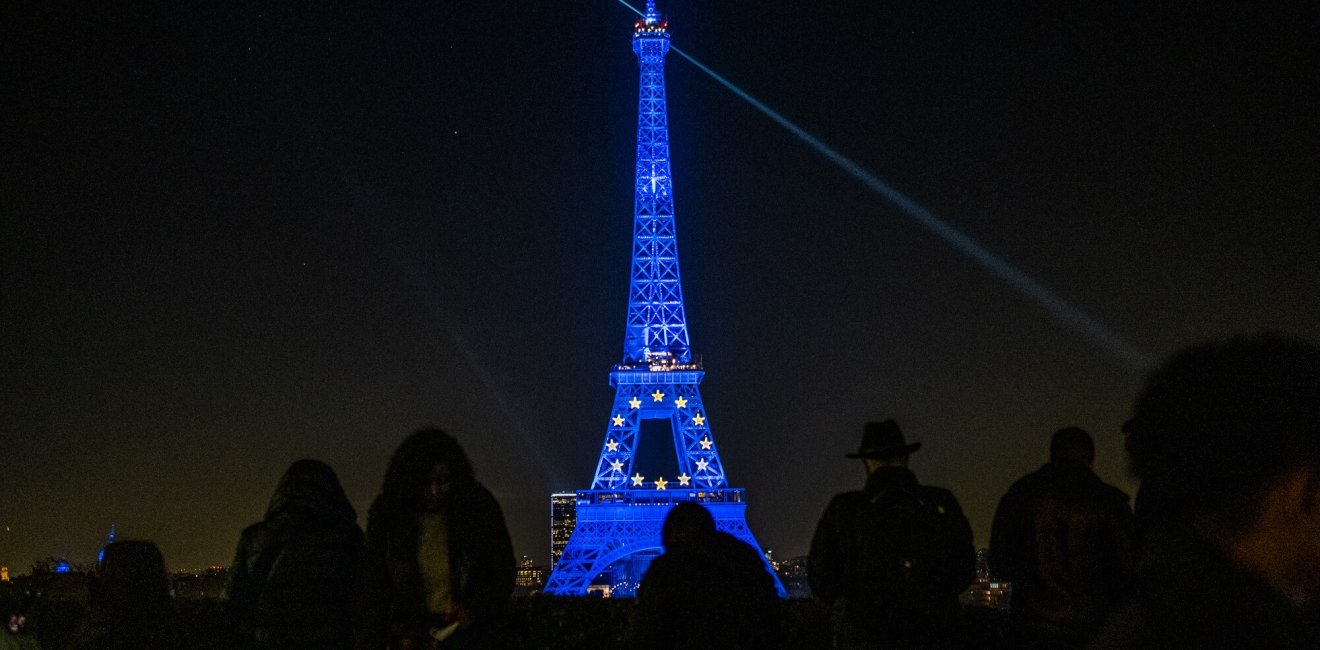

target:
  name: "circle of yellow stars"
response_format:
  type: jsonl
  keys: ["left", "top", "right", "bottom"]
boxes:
{"left": 602, "top": 390, "right": 715, "bottom": 488}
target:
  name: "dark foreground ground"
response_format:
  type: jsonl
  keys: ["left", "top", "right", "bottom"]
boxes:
{"left": 3, "top": 585, "right": 1008, "bottom": 649}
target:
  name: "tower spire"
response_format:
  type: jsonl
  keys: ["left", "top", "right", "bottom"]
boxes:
{"left": 626, "top": 0, "right": 683, "bottom": 365}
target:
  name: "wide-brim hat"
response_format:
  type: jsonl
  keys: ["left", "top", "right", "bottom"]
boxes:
{"left": 846, "top": 419, "right": 922, "bottom": 458}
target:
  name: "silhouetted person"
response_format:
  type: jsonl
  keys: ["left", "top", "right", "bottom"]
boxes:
{"left": 1120, "top": 418, "right": 1177, "bottom": 542}
{"left": 227, "top": 459, "right": 363, "bottom": 649}
{"left": 989, "top": 427, "right": 1136, "bottom": 648}
{"left": 810, "top": 420, "right": 975, "bottom": 649}
{"left": 354, "top": 428, "right": 514, "bottom": 650}
{"left": 631, "top": 501, "right": 781, "bottom": 649}
{"left": 1090, "top": 335, "right": 1320, "bottom": 648}
{"left": 67, "top": 540, "right": 188, "bottom": 650}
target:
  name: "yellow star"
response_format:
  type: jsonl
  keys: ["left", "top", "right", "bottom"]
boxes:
{"left": 654, "top": 476, "right": 668, "bottom": 490}
{"left": 677, "top": 473, "right": 691, "bottom": 486}
{"left": 606, "top": 439, "right": 619, "bottom": 452}
{"left": 628, "top": 396, "right": 642, "bottom": 409}
{"left": 631, "top": 473, "right": 645, "bottom": 487}
{"left": 674, "top": 396, "right": 688, "bottom": 408}
{"left": 696, "top": 459, "right": 709, "bottom": 471}
{"left": 610, "top": 459, "right": 624, "bottom": 472}
{"left": 699, "top": 437, "right": 712, "bottom": 450}
{"left": 612, "top": 414, "right": 625, "bottom": 427}
{"left": 692, "top": 413, "right": 705, "bottom": 426}
{"left": 651, "top": 389, "right": 665, "bottom": 402}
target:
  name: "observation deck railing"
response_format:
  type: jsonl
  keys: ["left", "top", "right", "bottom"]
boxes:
{"left": 575, "top": 488, "right": 744, "bottom": 505}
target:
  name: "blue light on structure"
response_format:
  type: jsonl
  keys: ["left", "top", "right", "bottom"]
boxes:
{"left": 97, "top": 524, "right": 116, "bottom": 564}
{"left": 54, "top": 559, "right": 71, "bottom": 574}
{"left": 545, "top": 0, "right": 784, "bottom": 598}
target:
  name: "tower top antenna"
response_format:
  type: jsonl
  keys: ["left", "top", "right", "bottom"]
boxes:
{"left": 644, "top": 0, "right": 660, "bottom": 25}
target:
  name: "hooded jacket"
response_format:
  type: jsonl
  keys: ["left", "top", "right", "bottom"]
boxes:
{"left": 227, "top": 460, "right": 363, "bottom": 650}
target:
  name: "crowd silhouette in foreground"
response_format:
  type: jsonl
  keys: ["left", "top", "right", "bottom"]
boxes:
{"left": 6, "top": 333, "right": 1320, "bottom": 649}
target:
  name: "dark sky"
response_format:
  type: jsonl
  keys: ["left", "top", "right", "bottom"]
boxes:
{"left": 4, "top": 1, "right": 1317, "bottom": 570}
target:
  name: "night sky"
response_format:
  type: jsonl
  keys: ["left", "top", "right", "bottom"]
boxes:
{"left": 5, "top": 1, "right": 1317, "bottom": 571}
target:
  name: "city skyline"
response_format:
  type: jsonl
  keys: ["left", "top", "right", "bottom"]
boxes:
{"left": 4, "top": 1, "right": 1317, "bottom": 570}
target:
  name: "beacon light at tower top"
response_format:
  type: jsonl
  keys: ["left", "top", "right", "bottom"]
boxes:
{"left": 634, "top": 19, "right": 669, "bottom": 35}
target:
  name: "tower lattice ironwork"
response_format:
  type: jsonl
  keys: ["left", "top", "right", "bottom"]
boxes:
{"left": 544, "top": 1, "right": 783, "bottom": 597}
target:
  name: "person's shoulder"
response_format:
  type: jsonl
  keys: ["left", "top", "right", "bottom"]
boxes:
{"left": 1097, "top": 480, "right": 1131, "bottom": 503}
{"left": 818, "top": 490, "right": 865, "bottom": 520}
{"left": 995, "top": 471, "right": 1042, "bottom": 508}
{"left": 913, "top": 484, "right": 970, "bottom": 518}
{"left": 463, "top": 479, "right": 495, "bottom": 499}
{"left": 644, "top": 549, "right": 682, "bottom": 574}
{"left": 714, "top": 531, "right": 762, "bottom": 561}
{"left": 464, "top": 480, "right": 506, "bottom": 512}
{"left": 915, "top": 484, "right": 961, "bottom": 504}
{"left": 294, "top": 514, "right": 365, "bottom": 542}
{"left": 365, "top": 493, "right": 389, "bottom": 519}
{"left": 240, "top": 520, "right": 268, "bottom": 538}
{"left": 1098, "top": 486, "right": 1134, "bottom": 521}
{"left": 825, "top": 490, "right": 865, "bottom": 508}
{"left": 1074, "top": 476, "right": 1133, "bottom": 514}
{"left": 237, "top": 521, "right": 271, "bottom": 549}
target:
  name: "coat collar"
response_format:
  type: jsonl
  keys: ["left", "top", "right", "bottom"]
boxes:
{"left": 863, "top": 466, "right": 919, "bottom": 494}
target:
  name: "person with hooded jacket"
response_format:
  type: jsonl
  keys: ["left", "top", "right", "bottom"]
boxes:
{"left": 353, "top": 428, "right": 514, "bottom": 650}
{"left": 226, "top": 459, "right": 364, "bottom": 650}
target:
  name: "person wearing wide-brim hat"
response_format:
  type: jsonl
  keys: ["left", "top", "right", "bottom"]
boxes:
{"left": 808, "top": 419, "right": 976, "bottom": 648}
{"left": 844, "top": 419, "right": 923, "bottom": 460}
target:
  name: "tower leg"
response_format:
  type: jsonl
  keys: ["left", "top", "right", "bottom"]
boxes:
{"left": 544, "top": 496, "right": 787, "bottom": 597}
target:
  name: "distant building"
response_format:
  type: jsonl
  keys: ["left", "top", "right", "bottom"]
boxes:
{"left": 0, "top": 566, "right": 8, "bottom": 582}
{"left": 515, "top": 555, "right": 546, "bottom": 589}
{"left": 959, "top": 548, "right": 1011, "bottom": 611}
{"left": 172, "top": 566, "right": 229, "bottom": 600}
{"left": 97, "top": 524, "right": 116, "bottom": 564}
{"left": 775, "top": 556, "right": 811, "bottom": 599}
{"left": 550, "top": 492, "right": 577, "bottom": 571}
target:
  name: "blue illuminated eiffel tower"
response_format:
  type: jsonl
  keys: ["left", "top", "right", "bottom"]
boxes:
{"left": 544, "top": 1, "right": 783, "bottom": 597}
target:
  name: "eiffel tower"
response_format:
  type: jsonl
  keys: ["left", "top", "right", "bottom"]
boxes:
{"left": 544, "top": 1, "right": 784, "bottom": 598}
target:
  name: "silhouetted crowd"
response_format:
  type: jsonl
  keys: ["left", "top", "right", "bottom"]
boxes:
{"left": 8, "top": 334, "right": 1320, "bottom": 649}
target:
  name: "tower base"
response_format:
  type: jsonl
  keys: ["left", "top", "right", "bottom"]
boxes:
{"left": 544, "top": 489, "right": 786, "bottom": 597}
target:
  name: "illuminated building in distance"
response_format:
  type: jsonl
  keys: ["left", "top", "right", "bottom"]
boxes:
{"left": 550, "top": 492, "right": 576, "bottom": 571}
{"left": 515, "top": 555, "right": 547, "bottom": 589}
{"left": 544, "top": 0, "right": 782, "bottom": 597}
{"left": 960, "top": 548, "right": 1012, "bottom": 611}
{"left": 775, "top": 556, "right": 811, "bottom": 599}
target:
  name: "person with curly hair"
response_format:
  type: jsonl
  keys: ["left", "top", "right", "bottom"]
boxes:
{"left": 354, "top": 429, "right": 514, "bottom": 650}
